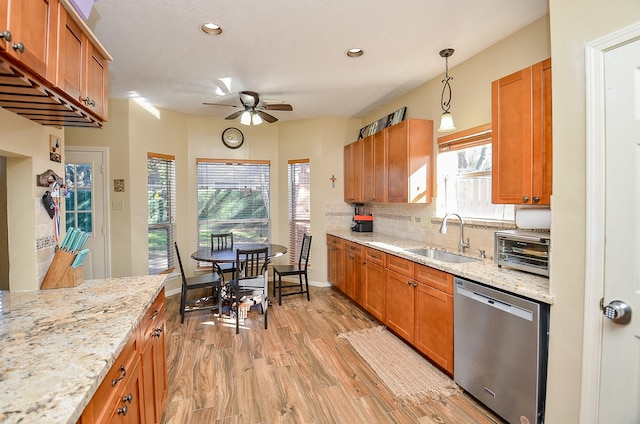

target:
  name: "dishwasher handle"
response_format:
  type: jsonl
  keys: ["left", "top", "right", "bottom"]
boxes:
{"left": 456, "top": 285, "right": 533, "bottom": 321}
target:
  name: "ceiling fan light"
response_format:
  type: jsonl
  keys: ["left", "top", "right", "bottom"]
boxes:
{"left": 251, "top": 113, "right": 263, "bottom": 125}
{"left": 240, "top": 110, "right": 252, "bottom": 125}
{"left": 437, "top": 111, "right": 456, "bottom": 132}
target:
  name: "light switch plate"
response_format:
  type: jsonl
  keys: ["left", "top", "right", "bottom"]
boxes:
{"left": 112, "top": 200, "right": 125, "bottom": 210}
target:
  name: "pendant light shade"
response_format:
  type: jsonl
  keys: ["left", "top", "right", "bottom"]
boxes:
{"left": 437, "top": 48, "right": 456, "bottom": 133}
{"left": 251, "top": 112, "right": 263, "bottom": 125}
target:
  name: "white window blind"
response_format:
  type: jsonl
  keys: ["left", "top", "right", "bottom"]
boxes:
{"left": 288, "top": 159, "right": 310, "bottom": 265}
{"left": 147, "top": 153, "right": 176, "bottom": 274}
{"left": 196, "top": 159, "right": 271, "bottom": 263}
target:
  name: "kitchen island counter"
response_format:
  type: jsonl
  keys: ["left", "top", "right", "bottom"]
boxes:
{"left": 0, "top": 274, "right": 166, "bottom": 424}
{"left": 327, "top": 230, "right": 552, "bottom": 304}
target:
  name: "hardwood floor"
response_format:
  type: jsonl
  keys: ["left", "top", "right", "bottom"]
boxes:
{"left": 161, "top": 286, "right": 505, "bottom": 424}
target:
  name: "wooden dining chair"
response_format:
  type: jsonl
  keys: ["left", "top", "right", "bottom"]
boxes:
{"left": 174, "top": 242, "right": 223, "bottom": 323}
{"left": 228, "top": 246, "right": 269, "bottom": 334}
{"left": 272, "top": 234, "right": 312, "bottom": 305}
{"left": 210, "top": 232, "right": 236, "bottom": 278}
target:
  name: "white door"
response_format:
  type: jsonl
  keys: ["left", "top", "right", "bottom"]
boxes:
{"left": 64, "top": 148, "right": 110, "bottom": 279}
{"left": 599, "top": 36, "right": 640, "bottom": 422}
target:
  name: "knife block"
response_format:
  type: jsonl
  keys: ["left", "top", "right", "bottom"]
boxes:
{"left": 41, "top": 250, "right": 84, "bottom": 289}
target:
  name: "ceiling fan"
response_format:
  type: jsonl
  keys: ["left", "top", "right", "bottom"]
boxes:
{"left": 203, "top": 91, "right": 293, "bottom": 125}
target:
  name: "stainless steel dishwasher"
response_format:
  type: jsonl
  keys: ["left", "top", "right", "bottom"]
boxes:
{"left": 454, "top": 277, "right": 550, "bottom": 424}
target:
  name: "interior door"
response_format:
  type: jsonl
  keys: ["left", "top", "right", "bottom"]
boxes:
{"left": 64, "top": 148, "right": 109, "bottom": 279}
{"left": 599, "top": 35, "right": 640, "bottom": 422}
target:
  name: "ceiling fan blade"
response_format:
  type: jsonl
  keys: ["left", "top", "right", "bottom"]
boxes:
{"left": 225, "top": 110, "right": 244, "bottom": 120}
{"left": 203, "top": 102, "right": 239, "bottom": 108}
{"left": 239, "top": 91, "right": 259, "bottom": 108}
{"left": 257, "top": 110, "right": 278, "bottom": 123}
{"left": 262, "top": 103, "right": 293, "bottom": 111}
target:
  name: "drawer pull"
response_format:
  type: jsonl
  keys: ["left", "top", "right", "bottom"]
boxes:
{"left": 117, "top": 405, "right": 128, "bottom": 416}
{"left": 0, "top": 30, "right": 12, "bottom": 42}
{"left": 152, "top": 327, "right": 163, "bottom": 338}
{"left": 111, "top": 365, "right": 127, "bottom": 386}
{"left": 122, "top": 393, "right": 133, "bottom": 404}
{"left": 150, "top": 309, "right": 159, "bottom": 320}
{"left": 12, "top": 42, "right": 25, "bottom": 54}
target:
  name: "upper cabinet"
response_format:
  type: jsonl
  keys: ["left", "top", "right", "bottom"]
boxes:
{"left": 0, "top": 0, "right": 111, "bottom": 127}
{"left": 344, "top": 118, "right": 434, "bottom": 204}
{"left": 492, "top": 58, "right": 552, "bottom": 205}
{"left": 0, "top": 0, "right": 59, "bottom": 84}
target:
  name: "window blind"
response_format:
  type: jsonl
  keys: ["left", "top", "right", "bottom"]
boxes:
{"left": 147, "top": 152, "right": 176, "bottom": 275}
{"left": 288, "top": 159, "right": 311, "bottom": 265}
{"left": 196, "top": 159, "right": 271, "bottom": 265}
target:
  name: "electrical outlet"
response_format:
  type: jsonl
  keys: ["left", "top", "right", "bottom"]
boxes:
{"left": 112, "top": 200, "right": 125, "bottom": 210}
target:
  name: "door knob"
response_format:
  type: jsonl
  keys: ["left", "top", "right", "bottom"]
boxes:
{"left": 602, "top": 300, "right": 632, "bottom": 325}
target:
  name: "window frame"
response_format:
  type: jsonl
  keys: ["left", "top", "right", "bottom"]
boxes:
{"left": 287, "top": 159, "right": 311, "bottom": 265}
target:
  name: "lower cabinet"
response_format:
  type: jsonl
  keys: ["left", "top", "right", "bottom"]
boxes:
{"left": 343, "top": 241, "right": 364, "bottom": 304}
{"left": 384, "top": 269, "right": 415, "bottom": 342}
{"left": 79, "top": 288, "right": 167, "bottom": 424}
{"left": 326, "top": 235, "right": 344, "bottom": 291}
{"left": 363, "top": 248, "right": 385, "bottom": 322}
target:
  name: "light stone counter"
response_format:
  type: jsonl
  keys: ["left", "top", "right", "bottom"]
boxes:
{"left": 328, "top": 230, "right": 552, "bottom": 304}
{"left": 0, "top": 274, "right": 167, "bottom": 424}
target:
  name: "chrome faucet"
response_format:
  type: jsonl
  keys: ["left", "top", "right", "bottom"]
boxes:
{"left": 439, "top": 213, "right": 470, "bottom": 254}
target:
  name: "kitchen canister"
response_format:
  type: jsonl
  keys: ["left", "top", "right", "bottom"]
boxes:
{"left": 515, "top": 208, "right": 551, "bottom": 230}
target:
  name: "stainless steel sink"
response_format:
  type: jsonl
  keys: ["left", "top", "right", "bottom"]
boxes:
{"left": 406, "top": 248, "right": 480, "bottom": 263}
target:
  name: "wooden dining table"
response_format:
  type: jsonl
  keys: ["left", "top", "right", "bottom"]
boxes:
{"left": 190, "top": 243, "right": 288, "bottom": 265}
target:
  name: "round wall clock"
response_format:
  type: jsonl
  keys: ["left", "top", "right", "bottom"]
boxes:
{"left": 221, "top": 127, "right": 244, "bottom": 149}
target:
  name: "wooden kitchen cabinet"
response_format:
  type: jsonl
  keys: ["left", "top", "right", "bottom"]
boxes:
{"left": 79, "top": 289, "right": 167, "bottom": 424}
{"left": 414, "top": 264, "right": 454, "bottom": 374}
{"left": 363, "top": 248, "right": 385, "bottom": 322}
{"left": 326, "top": 235, "right": 343, "bottom": 291}
{"left": 343, "top": 140, "right": 364, "bottom": 203}
{"left": 58, "top": 8, "right": 109, "bottom": 121}
{"left": 140, "top": 290, "right": 167, "bottom": 424}
{"left": 0, "top": 0, "right": 59, "bottom": 84}
{"left": 343, "top": 241, "right": 364, "bottom": 304}
{"left": 492, "top": 58, "right": 552, "bottom": 205}
{"left": 385, "top": 268, "right": 415, "bottom": 343}
{"left": 362, "top": 131, "right": 386, "bottom": 203}
{"left": 386, "top": 119, "right": 434, "bottom": 203}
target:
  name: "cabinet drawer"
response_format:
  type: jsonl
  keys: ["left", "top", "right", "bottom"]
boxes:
{"left": 344, "top": 241, "right": 364, "bottom": 256}
{"left": 140, "top": 289, "right": 165, "bottom": 340}
{"left": 83, "top": 330, "right": 139, "bottom": 423}
{"left": 327, "top": 235, "right": 343, "bottom": 249}
{"left": 365, "top": 248, "right": 385, "bottom": 266}
{"left": 386, "top": 254, "right": 414, "bottom": 277}
{"left": 414, "top": 264, "right": 453, "bottom": 294}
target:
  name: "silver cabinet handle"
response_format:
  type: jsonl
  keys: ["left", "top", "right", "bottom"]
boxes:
{"left": 111, "top": 365, "right": 127, "bottom": 386}
{"left": 533, "top": 196, "right": 540, "bottom": 203}
{"left": 0, "top": 30, "right": 12, "bottom": 42}
{"left": 522, "top": 196, "right": 530, "bottom": 203}
{"left": 12, "top": 42, "right": 25, "bottom": 54}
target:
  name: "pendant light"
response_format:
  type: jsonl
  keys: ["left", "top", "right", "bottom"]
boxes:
{"left": 437, "top": 48, "right": 456, "bottom": 133}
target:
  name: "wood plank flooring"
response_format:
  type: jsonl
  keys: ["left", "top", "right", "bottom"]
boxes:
{"left": 161, "top": 286, "right": 505, "bottom": 424}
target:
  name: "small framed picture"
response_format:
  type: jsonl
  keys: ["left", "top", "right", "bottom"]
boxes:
{"left": 114, "top": 179, "right": 125, "bottom": 192}
{"left": 49, "top": 135, "right": 61, "bottom": 163}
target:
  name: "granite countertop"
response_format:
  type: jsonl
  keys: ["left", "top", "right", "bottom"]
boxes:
{"left": 0, "top": 275, "right": 167, "bottom": 424}
{"left": 327, "top": 230, "right": 552, "bottom": 304}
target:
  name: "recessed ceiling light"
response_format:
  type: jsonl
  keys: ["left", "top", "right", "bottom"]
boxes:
{"left": 346, "top": 48, "right": 364, "bottom": 58}
{"left": 201, "top": 22, "right": 222, "bottom": 35}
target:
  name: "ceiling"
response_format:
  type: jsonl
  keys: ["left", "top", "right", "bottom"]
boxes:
{"left": 86, "top": 0, "right": 548, "bottom": 124}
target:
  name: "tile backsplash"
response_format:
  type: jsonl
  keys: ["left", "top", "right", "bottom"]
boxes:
{"left": 325, "top": 201, "right": 516, "bottom": 259}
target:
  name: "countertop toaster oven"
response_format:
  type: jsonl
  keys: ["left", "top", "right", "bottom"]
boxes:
{"left": 495, "top": 230, "right": 550, "bottom": 277}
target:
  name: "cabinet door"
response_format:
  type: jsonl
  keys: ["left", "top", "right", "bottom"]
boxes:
{"left": 532, "top": 58, "right": 552, "bottom": 205}
{"left": 362, "top": 132, "right": 386, "bottom": 202}
{"left": 85, "top": 42, "right": 108, "bottom": 120}
{"left": 363, "top": 261, "right": 385, "bottom": 322}
{"left": 142, "top": 313, "right": 167, "bottom": 424}
{"left": 327, "top": 236, "right": 343, "bottom": 289}
{"left": 491, "top": 65, "right": 534, "bottom": 204}
{"left": 58, "top": 9, "right": 84, "bottom": 102}
{"left": 1, "top": 0, "right": 59, "bottom": 83}
{"left": 343, "top": 249, "right": 363, "bottom": 304}
{"left": 384, "top": 269, "right": 415, "bottom": 343}
{"left": 386, "top": 121, "right": 409, "bottom": 203}
{"left": 344, "top": 141, "right": 363, "bottom": 203}
{"left": 414, "top": 282, "right": 454, "bottom": 374}
{"left": 105, "top": 358, "right": 145, "bottom": 424}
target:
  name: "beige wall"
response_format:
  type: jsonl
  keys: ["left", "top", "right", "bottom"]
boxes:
{"left": 545, "top": 0, "right": 640, "bottom": 422}
{"left": 0, "top": 108, "right": 64, "bottom": 291}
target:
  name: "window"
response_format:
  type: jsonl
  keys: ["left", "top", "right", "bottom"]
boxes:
{"left": 147, "top": 153, "right": 176, "bottom": 275}
{"left": 436, "top": 124, "right": 514, "bottom": 221}
{"left": 196, "top": 159, "right": 271, "bottom": 261}
{"left": 288, "top": 159, "right": 311, "bottom": 265}
{"left": 65, "top": 162, "right": 94, "bottom": 233}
